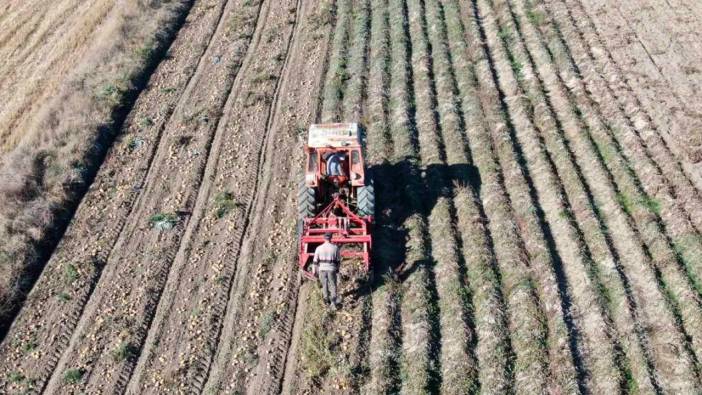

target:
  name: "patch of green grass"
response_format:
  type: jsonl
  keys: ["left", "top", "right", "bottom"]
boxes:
{"left": 182, "top": 108, "right": 203, "bottom": 124}
{"left": 258, "top": 311, "right": 277, "bottom": 339}
{"left": 8, "top": 371, "right": 24, "bottom": 383}
{"left": 639, "top": 195, "right": 661, "bottom": 216}
{"left": 0, "top": 251, "right": 13, "bottom": 264}
{"left": 160, "top": 87, "right": 176, "bottom": 94}
{"left": 63, "top": 368, "right": 84, "bottom": 384}
{"left": 71, "top": 161, "right": 88, "bottom": 179}
{"left": 99, "top": 84, "right": 119, "bottom": 97}
{"left": 138, "top": 116, "right": 154, "bottom": 129}
{"left": 21, "top": 338, "right": 38, "bottom": 353}
{"left": 616, "top": 192, "right": 634, "bottom": 215}
{"left": 127, "top": 136, "right": 145, "bottom": 151}
{"left": 112, "top": 342, "right": 136, "bottom": 362}
{"left": 558, "top": 209, "right": 571, "bottom": 220}
{"left": 265, "top": 31, "right": 278, "bottom": 43}
{"left": 135, "top": 40, "right": 156, "bottom": 60}
{"left": 526, "top": 9, "right": 546, "bottom": 26}
{"left": 252, "top": 72, "right": 277, "bottom": 84}
{"left": 227, "top": 14, "right": 254, "bottom": 39}
{"left": 242, "top": 350, "right": 259, "bottom": 368}
{"left": 214, "top": 191, "right": 241, "bottom": 219}
{"left": 300, "top": 290, "right": 337, "bottom": 379}
{"left": 624, "top": 358, "right": 637, "bottom": 393}
{"left": 58, "top": 292, "right": 72, "bottom": 302}
{"left": 332, "top": 68, "right": 350, "bottom": 89}
{"left": 594, "top": 139, "right": 616, "bottom": 163}
{"left": 309, "top": 0, "right": 333, "bottom": 29}
{"left": 64, "top": 263, "right": 79, "bottom": 284}
{"left": 243, "top": 91, "right": 272, "bottom": 107}
{"left": 497, "top": 26, "right": 513, "bottom": 44}
{"left": 97, "top": 83, "right": 125, "bottom": 105}
{"left": 510, "top": 58, "right": 524, "bottom": 82}
{"left": 149, "top": 213, "right": 178, "bottom": 230}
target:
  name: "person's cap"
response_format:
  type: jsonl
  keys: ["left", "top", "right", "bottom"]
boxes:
{"left": 323, "top": 232, "right": 333, "bottom": 241}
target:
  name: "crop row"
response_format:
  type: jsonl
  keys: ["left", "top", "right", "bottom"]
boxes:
{"left": 489, "top": 0, "right": 660, "bottom": 390}
{"left": 548, "top": 0, "right": 702, "bottom": 219}
{"left": 406, "top": 0, "right": 479, "bottom": 391}
{"left": 293, "top": 0, "right": 377, "bottom": 391}
{"left": 534, "top": 0, "right": 702, "bottom": 389}
{"left": 364, "top": 0, "right": 404, "bottom": 392}
{"left": 535, "top": 0, "right": 702, "bottom": 290}
{"left": 516, "top": 3, "right": 702, "bottom": 387}
{"left": 382, "top": 0, "right": 438, "bottom": 392}
{"left": 343, "top": 0, "right": 371, "bottom": 121}
{"left": 484, "top": 0, "right": 702, "bottom": 390}
{"left": 320, "top": 0, "right": 352, "bottom": 122}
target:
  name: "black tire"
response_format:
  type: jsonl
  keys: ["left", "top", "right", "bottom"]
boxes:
{"left": 297, "top": 179, "right": 316, "bottom": 220}
{"left": 357, "top": 179, "right": 375, "bottom": 217}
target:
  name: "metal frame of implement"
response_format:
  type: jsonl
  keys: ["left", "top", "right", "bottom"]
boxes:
{"left": 298, "top": 194, "right": 372, "bottom": 279}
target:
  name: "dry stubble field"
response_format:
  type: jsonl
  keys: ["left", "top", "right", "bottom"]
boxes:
{"left": 1, "top": 0, "right": 702, "bottom": 393}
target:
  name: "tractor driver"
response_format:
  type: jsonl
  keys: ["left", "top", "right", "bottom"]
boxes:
{"left": 312, "top": 232, "right": 342, "bottom": 310}
{"left": 324, "top": 152, "right": 346, "bottom": 177}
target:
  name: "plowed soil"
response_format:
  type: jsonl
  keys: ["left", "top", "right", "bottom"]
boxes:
{"left": 2, "top": 0, "right": 702, "bottom": 393}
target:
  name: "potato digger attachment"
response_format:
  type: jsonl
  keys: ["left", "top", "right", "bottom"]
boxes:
{"left": 297, "top": 123, "right": 374, "bottom": 279}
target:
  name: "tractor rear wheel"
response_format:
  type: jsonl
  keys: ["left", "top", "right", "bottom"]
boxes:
{"left": 297, "top": 179, "right": 316, "bottom": 220}
{"left": 357, "top": 180, "right": 375, "bottom": 217}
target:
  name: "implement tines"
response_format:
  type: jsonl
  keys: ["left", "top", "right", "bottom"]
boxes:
{"left": 298, "top": 195, "right": 372, "bottom": 278}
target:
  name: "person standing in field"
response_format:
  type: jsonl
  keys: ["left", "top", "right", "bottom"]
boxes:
{"left": 313, "top": 232, "right": 341, "bottom": 309}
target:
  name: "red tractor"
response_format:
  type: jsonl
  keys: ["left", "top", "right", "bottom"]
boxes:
{"left": 297, "top": 123, "right": 374, "bottom": 278}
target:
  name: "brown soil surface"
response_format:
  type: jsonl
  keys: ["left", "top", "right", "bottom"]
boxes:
{"left": 579, "top": 0, "right": 702, "bottom": 185}
{"left": 1, "top": 0, "right": 702, "bottom": 393}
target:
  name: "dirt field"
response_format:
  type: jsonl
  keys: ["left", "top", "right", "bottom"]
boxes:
{"left": 0, "top": 0, "right": 190, "bottom": 337}
{"left": 1, "top": 0, "right": 702, "bottom": 393}
{"left": 0, "top": 0, "right": 116, "bottom": 150}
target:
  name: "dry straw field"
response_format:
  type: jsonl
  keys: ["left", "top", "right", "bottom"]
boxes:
{"left": 1, "top": 0, "right": 702, "bottom": 393}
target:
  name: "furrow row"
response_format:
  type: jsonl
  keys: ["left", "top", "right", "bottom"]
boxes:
{"left": 125, "top": 1, "right": 302, "bottom": 392}
{"left": 501, "top": 0, "right": 662, "bottom": 391}
{"left": 0, "top": 0, "right": 242, "bottom": 392}
{"left": 556, "top": 0, "right": 702, "bottom": 189}
{"left": 42, "top": 1, "right": 273, "bottom": 393}
{"left": 364, "top": 0, "right": 404, "bottom": 392}
{"left": 513, "top": 0, "right": 702, "bottom": 390}
{"left": 320, "top": 0, "right": 352, "bottom": 122}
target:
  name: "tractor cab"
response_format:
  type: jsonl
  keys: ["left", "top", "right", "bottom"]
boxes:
{"left": 305, "top": 124, "right": 366, "bottom": 185}
{"left": 298, "top": 123, "right": 374, "bottom": 277}
{"left": 303, "top": 124, "right": 368, "bottom": 209}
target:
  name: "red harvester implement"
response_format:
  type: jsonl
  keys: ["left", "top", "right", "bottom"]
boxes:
{"left": 297, "top": 123, "right": 374, "bottom": 278}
